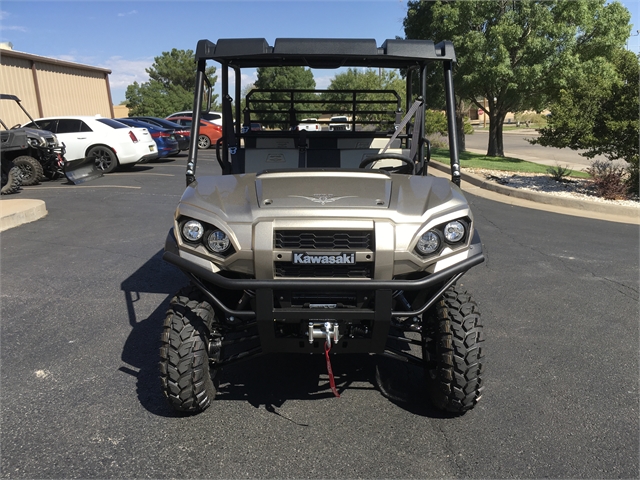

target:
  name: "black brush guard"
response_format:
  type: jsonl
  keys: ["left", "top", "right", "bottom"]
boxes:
{"left": 164, "top": 229, "right": 484, "bottom": 362}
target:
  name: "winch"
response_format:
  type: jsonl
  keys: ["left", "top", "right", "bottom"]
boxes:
{"left": 308, "top": 321, "right": 340, "bottom": 347}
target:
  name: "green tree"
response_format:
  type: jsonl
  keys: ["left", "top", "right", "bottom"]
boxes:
{"left": 533, "top": 49, "right": 639, "bottom": 195}
{"left": 249, "top": 66, "right": 315, "bottom": 129}
{"left": 125, "top": 48, "right": 217, "bottom": 117}
{"left": 323, "top": 68, "right": 406, "bottom": 131}
{"left": 404, "top": 0, "right": 632, "bottom": 157}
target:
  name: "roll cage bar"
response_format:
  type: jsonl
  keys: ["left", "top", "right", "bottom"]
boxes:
{"left": 185, "top": 38, "right": 461, "bottom": 186}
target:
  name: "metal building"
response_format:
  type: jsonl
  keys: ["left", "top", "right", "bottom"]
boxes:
{"left": 0, "top": 45, "right": 114, "bottom": 127}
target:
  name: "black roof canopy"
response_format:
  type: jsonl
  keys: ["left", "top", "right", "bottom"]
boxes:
{"left": 195, "top": 38, "right": 456, "bottom": 69}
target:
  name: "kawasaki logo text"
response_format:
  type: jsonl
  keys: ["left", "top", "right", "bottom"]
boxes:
{"left": 292, "top": 253, "right": 355, "bottom": 264}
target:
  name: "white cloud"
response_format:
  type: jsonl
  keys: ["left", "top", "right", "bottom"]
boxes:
{"left": 97, "top": 56, "right": 153, "bottom": 103}
{"left": 118, "top": 10, "right": 137, "bottom": 17}
{"left": 99, "top": 56, "right": 153, "bottom": 89}
{"left": 55, "top": 54, "right": 79, "bottom": 63}
{"left": 2, "top": 25, "right": 27, "bottom": 33}
{"left": 0, "top": 11, "right": 27, "bottom": 33}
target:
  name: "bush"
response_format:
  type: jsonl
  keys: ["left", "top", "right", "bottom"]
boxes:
{"left": 426, "top": 133, "right": 448, "bottom": 149}
{"left": 586, "top": 160, "right": 629, "bottom": 200}
{"left": 425, "top": 110, "right": 448, "bottom": 136}
{"left": 625, "top": 162, "right": 639, "bottom": 198}
{"left": 546, "top": 164, "right": 572, "bottom": 182}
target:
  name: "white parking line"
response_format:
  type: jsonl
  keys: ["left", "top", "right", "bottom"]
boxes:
{"left": 111, "top": 172, "right": 175, "bottom": 176}
{"left": 25, "top": 185, "right": 142, "bottom": 190}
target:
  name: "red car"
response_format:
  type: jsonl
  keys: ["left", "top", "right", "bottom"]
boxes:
{"left": 166, "top": 116, "right": 222, "bottom": 149}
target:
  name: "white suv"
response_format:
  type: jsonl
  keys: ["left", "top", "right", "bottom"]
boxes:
{"left": 167, "top": 111, "right": 222, "bottom": 126}
{"left": 23, "top": 116, "right": 158, "bottom": 173}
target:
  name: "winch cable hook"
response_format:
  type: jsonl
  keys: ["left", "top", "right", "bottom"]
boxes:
{"left": 324, "top": 329, "right": 340, "bottom": 398}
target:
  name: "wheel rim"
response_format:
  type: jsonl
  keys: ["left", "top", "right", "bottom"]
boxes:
{"left": 20, "top": 164, "right": 34, "bottom": 181}
{"left": 92, "top": 148, "right": 113, "bottom": 170}
{"left": 198, "top": 135, "right": 210, "bottom": 149}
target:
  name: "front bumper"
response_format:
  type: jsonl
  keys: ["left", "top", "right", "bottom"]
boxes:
{"left": 163, "top": 228, "right": 484, "bottom": 354}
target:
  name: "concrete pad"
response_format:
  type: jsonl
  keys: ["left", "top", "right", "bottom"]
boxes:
{"left": 0, "top": 199, "right": 48, "bottom": 231}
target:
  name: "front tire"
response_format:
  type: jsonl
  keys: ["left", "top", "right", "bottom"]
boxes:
{"left": 13, "top": 155, "right": 43, "bottom": 186}
{"left": 422, "top": 285, "right": 484, "bottom": 414}
{"left": 87, "top": 146, "right": 118, "bottom": 173}
{"left": 1, "top": 165, "right": 22, "bottom": 195}
{"left": 197, "top": 134, "right": 211, "bottom": 149}
{"left": 159, "top": 286, "right": 219, "bottom": 413}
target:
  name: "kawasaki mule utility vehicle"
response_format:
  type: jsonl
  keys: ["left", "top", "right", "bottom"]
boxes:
{"left": 161, "top": 38, "right": 485, "bottom": 414}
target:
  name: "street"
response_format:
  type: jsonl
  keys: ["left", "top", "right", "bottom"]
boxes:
{"left": 465, "top": 129, "right": 610, "bottom": 170}
{"left": 1, "top": 153, "right": 638, "bottom": 478}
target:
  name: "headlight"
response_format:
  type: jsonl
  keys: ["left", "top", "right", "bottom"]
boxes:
{"left": 182, "top": 220, "right": 204, "bottom": 242}
{"left": 205, "top": 229, "right": 230, "bottom": 253}
{"left": 444, "top": 221, "right": 465, "bottom": 243}
{"left": 416, "top": 230, "right": 441, "bottom": 255}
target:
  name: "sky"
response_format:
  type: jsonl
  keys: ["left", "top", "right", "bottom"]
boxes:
{"left": 1, "top": 0, "right": 638, "bottom": 105}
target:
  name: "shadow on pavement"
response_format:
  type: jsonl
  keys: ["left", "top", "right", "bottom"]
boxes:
{"left": 120, "top": 249, "right": 187, "bottom": 417}
{"left": 119, "top": 250, "right": 450, "bottom": 419}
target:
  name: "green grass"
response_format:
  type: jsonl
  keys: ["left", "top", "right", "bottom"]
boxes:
{"left": 430, "top": 147, "right": 590, "bottom": 178}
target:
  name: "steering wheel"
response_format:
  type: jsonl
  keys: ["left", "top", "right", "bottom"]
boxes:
{"left": 359, "top": 153, "right": 414, "bottom": 174}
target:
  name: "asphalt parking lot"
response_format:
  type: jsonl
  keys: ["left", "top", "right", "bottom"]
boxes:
{"left": 1, "top": 151, "right": 638, "bottom": 478}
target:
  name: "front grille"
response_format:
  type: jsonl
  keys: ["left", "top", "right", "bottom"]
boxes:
{"left": 275, "top": 230, "right": 372, "bottom": 250}
{"left": 275, "top": 262, "right": 372, "bottom": 278}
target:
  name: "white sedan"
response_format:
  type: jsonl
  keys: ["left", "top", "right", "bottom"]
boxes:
{"left": 23, "top": 116, "right": 158, "bottom": 173}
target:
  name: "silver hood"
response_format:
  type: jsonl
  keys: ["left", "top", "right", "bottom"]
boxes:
{"left": 179, "top": 170, "right": 466, "bottom": 222}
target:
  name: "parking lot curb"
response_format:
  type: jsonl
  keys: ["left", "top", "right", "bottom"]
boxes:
{"left": 429, "top": 160, "right": 640, "bottom": 223}
{"left": 0, "top": 199, "right": 48, "bottom": 232}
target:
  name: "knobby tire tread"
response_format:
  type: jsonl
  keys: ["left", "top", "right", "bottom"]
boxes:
{"left": 425, "top": 285, "right": 484, "bottom": 414}
{"left": 159, "top": 285, "right": 218, "bottom": 413}
{"left": 1, "top": 166, "right": 22, "bottom": 195}
{"left": 14, "top": 156, "right": 43, "bottom": 186}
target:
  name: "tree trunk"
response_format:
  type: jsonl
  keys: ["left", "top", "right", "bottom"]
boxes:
{"left": 487, "top": 110, "right": 507, "bottom": 157}
{"left": 456, "top": 112, "right": 466, "bottom": 153}
{"left": 455, "top": 98, "right": 467, "bottom": 153}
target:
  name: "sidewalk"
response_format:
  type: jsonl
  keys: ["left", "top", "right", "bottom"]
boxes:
{"left": 0, "top": 198, "right": 47, "bottom": 231}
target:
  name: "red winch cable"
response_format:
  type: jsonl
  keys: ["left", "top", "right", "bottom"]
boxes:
{"left": 324, "top": 341, "right": 340, "bottom": 398}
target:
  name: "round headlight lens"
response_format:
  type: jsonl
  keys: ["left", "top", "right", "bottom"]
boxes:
{"left": 444, "top": 221, "right": 465, "bottom": 243}
{"left": 182, "top": 220, "right": 204, "bottom": 242}
{"left": 417, "top": 231, "right": 441, "bottom": 255}
{"left": 206, "top": 229, "right": 230, "bottom": 253}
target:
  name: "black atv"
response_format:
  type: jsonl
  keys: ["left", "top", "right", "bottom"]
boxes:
{"left": 0, "top": 94, "right": 65, "bottom": 186}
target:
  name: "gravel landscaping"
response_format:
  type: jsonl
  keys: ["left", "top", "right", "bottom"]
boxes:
{"left": 468, "top": 168, "right": 640, "bottom": 208}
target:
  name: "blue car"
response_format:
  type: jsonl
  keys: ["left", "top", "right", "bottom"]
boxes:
{"left": 116, "top": 118, "right": 179, "bottom": 158}
{"left": 128, "top": 117, "right": 190, "bottom": 151}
